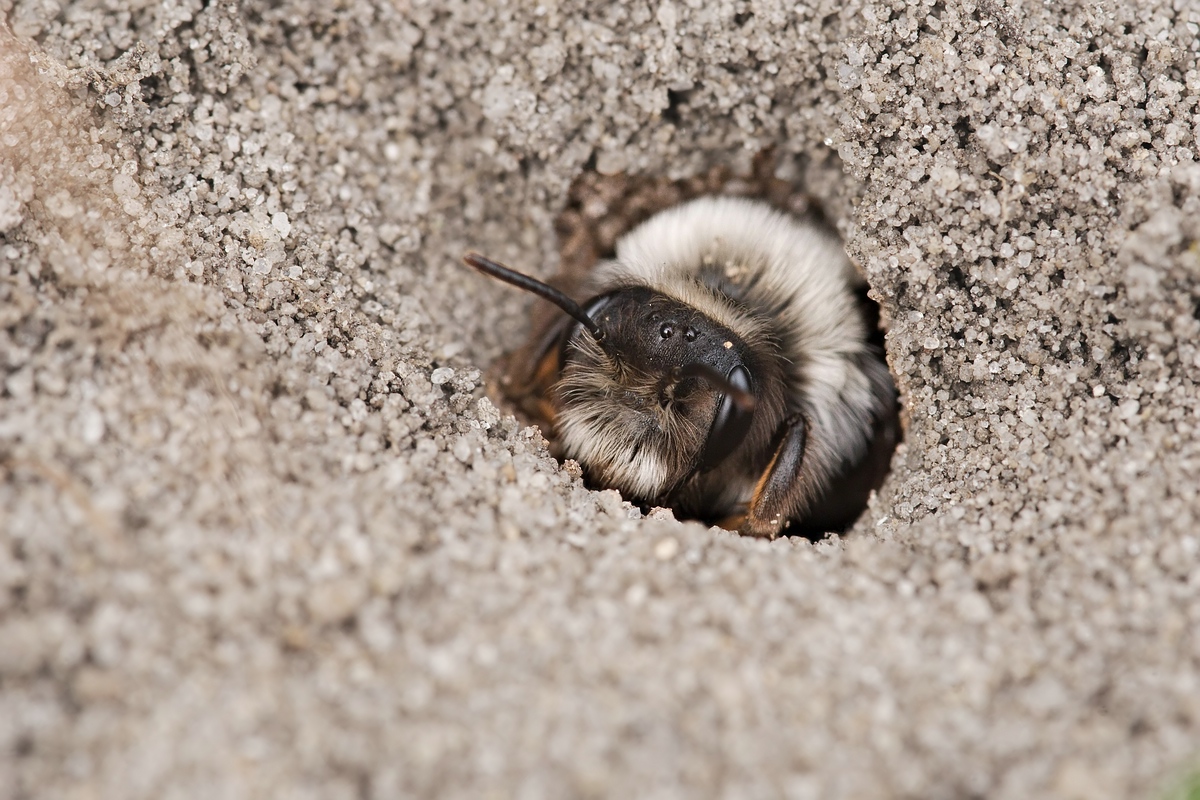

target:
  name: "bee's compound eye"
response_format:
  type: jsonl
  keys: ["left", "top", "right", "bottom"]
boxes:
{"left": 583, "top": 295, "right": 612, "bottom": 320}
{"left": 660, "top": 323, "right": 676, "bottom": 339}
{"left": 684, "top": 326, "right": 699, "bottom": 342}
{"left": 696, "top": 364, "right": 754, "bottom": 473}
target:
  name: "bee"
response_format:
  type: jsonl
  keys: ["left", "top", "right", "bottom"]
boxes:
{"left": 465, "top": 195, "right": 898, "bottom": 538}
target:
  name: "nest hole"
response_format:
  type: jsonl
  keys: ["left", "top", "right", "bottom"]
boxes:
{"left": 479, "top": 151, "right": 900, "bottom": 538}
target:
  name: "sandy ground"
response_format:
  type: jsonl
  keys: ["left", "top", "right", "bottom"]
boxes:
{"left": 2, "top": 0, "right": 1200, "bottom": 797}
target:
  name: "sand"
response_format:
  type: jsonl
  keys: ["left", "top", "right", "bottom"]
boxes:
{"left": 2, "top": 0, "right": 1199, "bottom": 797}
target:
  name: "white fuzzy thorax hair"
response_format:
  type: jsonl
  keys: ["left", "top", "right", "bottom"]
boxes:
{"left": 597, "top": 196, "right": 879, "bottom": 453}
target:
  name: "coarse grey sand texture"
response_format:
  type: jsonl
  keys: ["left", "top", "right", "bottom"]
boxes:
{"left": 1, "top": 0, "right": 1199, "bottom": 798}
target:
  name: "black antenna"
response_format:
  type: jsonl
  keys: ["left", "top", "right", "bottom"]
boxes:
{"left": 463, "top": 252, "right": 605, "bottom": 342}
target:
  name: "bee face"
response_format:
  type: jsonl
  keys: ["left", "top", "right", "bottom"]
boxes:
{"left": 552, "top": 288, "right": 758, "bottom": 503}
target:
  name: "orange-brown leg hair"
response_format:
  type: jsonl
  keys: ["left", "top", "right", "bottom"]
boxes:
{"left": 738, "top": 413, "right": 811, "bottom": 539}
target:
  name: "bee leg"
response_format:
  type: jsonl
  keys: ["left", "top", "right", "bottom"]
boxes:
{"left": 740, "top": 414, "right": 810, "bottom": 539}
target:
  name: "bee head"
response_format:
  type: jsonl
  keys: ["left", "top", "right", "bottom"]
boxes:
{"left": 463, "top": 253, "right": 756, "bottom": 505}
{"left": 554, "top": 287, "right": 757, "bottom": 503}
